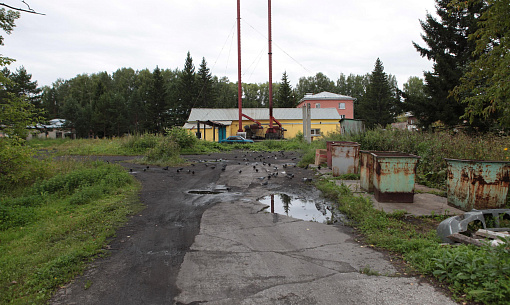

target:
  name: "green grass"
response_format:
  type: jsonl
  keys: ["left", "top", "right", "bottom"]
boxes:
{"left": 314, "top": 178, "right": 510, "bottom": 304}
{"left": 0, "top": 160, "right": 143, "bottom": 304}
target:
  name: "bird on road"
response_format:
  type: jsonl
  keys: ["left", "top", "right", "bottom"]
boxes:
{"left": 163, "top": 166, "right": 169, "bottom": 170}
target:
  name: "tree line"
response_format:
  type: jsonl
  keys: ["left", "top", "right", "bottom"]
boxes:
{"left": 1, "top": 0, "right": 509, "bottom": 139}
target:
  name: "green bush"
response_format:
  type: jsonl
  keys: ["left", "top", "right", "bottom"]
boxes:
{"left": 165, "top": 127, "right": 198, "bottom": 149}
{"left": 120, "top": 133, "right": 161, "bottom": 154}
{"left": 143, "top": 136, "right": 182, "bottom": 164}
{"left": 0, "top": 139, "right": 48, "bottom": 191}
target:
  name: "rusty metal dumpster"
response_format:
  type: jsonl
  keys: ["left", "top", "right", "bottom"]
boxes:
{"left": 445, "top": 158, "right": 510, "bottom": 211}
{"left": 315, "top": 149, "right": 327, "bottom": 166}
{"left": 371, "top": 152, "right": 421, "bottom": 203}
{"left": 326, "top": 141, "right": 342, "bottom": 168}
{"left": 360, "top": 150, "right": 375, "bottom": 192}
{"left": 360, "top": 151, "right": 398, "bottom": 192}
{"left": 331, "top": 142, "right": 360, "bottom": 177}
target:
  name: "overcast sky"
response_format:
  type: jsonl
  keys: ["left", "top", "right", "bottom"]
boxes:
{"left": 2, "top": 0, "right": 437, "bottom": 90}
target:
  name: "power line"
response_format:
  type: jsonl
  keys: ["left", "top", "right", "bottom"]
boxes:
{"left": 242, "top": 19, "right": 312, "bottom": 75}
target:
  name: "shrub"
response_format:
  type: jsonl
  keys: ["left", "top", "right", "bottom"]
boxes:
{"left": 144, "top": 136, "right": 182, "bottom": 164}
{"left": 0, "top": 139, "right": 49, "bottom": 191}
{"left": 120, "top": 133, "right": 161, "bottom": 154}
{"left": 165, "top": 127, "right": 198, "bottom": 149}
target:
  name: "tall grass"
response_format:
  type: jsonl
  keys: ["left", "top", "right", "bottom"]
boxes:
{"left": 0, "top": 160, "right": 142, "bottom": 304}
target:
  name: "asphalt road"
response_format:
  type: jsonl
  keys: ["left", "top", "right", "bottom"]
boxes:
{"left": 51, "top": 151, "right": 457, "bottom": 305}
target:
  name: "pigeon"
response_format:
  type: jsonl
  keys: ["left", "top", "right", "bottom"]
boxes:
{"left": 192, "top": 170, "right": 195, "bottom": 175}
{"left": 318, "top": 165, "right": 321, "bottom": 170}
{"left": 256, "top": 169, "right": 259, "bottom": 173}
{"left": 262, "top": 181, "right": 268, "bottom": 186}
{"left": 239, "top": 170, "right": 242, "bottom": 173}
{"left": 257, "top": 176, "right": 266, "bottom": 180}
{"left": 163, "top": 166, "right": 169, "bottom": 170}
{"left": 129, "top": 168, "right": 133, "bottom": 172}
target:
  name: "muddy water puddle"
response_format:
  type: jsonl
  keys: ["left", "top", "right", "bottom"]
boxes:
{"left": 258, "top": 194, "right": 343, "bottom": 224}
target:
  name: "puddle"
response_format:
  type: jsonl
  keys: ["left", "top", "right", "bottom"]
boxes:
{"left": 258, "top": 194, "right": 341, "bottom": 224}
{"left": 187, "top": 184, "right": 230, "bottom": 195}
{"left": 188, "top": 190, "right": 223, "bottom": 195}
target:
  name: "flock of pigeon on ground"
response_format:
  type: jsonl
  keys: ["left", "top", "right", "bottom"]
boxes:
{"left": 130, "top": 150, "right": 315, "bottom": 185}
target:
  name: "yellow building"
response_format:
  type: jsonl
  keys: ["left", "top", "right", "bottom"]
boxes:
{"left": 184, "top": 108, "right": 342, "bottom": 141}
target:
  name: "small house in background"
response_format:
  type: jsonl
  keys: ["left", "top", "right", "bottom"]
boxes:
{"left": 339, "top": 118, "right": 365, "bottom": 135}
{"left": 391, "top": 112, "right": 419, "bottom": 131}
{"left": 184, "top": 108, "right": 342, "bottom": 141}
{"left": 296, "top": 92, "right": 355, "bottom": 119}
{"left": 26, "top": 119, "right": 76, "bottom": 140}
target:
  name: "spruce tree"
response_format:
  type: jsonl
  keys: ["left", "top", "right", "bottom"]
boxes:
{"left": 275, "top": 71, "right": 295, "bottom": 108}
{"left": 174, "top": 51, "right": 196, "bottom": 126}
{"left": 196, "top": 57, "right": 214, "bottom": 108}
{"left": 412, "top": 0, "right": 485, "bottom": 128}
{"left": 148, "top": 66, "right": 167, "bottom": 133}
{"left": 356, "top": 58, "right": 398, "bottom": 128}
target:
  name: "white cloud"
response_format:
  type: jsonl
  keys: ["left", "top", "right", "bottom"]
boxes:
{"left": 2, "top": 0, "right": 437, "bottom": 89}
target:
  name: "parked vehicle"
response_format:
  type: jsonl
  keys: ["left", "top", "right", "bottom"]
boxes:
{"left": 219, "top": 136, "right": 254, "bottom": 144}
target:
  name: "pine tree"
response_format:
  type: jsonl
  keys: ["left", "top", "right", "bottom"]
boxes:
{"left": 275, "top": 72, "right": 295, "bottom": 108}
{"left": 356, "top": 58, "right": 398, "bottom": 128}
{"left": 1, "top": 66, "right": 42, "bottom": 108}
{"left": 173, "top": 52, "right": 196, "bottom": 126}
{"left": 413, "top": 0, "right": 485, "bottom": 128}
{"left": 196, "top": 57, "right": 215, "bottom": 108}
{"left": 148, "top": 66, "right": 167, "bottom": 133}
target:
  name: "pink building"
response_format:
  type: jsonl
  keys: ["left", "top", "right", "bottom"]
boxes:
{"left": 296, "top": 92, "right": 355, "bottom": 119}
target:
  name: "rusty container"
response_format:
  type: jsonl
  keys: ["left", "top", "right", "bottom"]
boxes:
{"left": 372, "top": 152, "right": 421, "bottom": 203}
{"left": 326, "top": 141, "right": 343, "bottom": 168}
{"left": 445, "top": 158, "right": 510, "bottom": 211}
{"left": 360, "top": 151, "right": 398, "bottom": 192}
{"left": 359, "top": 150, "right": 375, "bottom": 192}
{"left": 331, "top": 142, "right": 360, "bottom": 177}
{"left": 315, "top": 149, "right": 327, "bottom": 166}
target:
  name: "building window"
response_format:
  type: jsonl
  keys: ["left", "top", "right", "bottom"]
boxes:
{"left": 340, "top": 115, "right": 345, "bottom": 119}
{"left": 339, "top": 103, "right": 345, "bottom": 109}
{"left": 316, "top": 103, "right": 321, "bottom": 108}
{"left": 310, "top": 128, "right": 321, "bottom": 136}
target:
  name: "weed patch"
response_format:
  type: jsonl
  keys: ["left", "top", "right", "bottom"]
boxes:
{"left": 0, "top": 160, "right": 142, "bottom": 304}
{"left": 314, "top": 177, "right": 510, "bottom": 304}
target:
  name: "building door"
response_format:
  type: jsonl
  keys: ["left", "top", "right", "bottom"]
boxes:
{"left": 218, "top": 126, "right": 227, "bottom": 142}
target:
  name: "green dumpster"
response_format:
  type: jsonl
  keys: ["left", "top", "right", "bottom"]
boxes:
{"left": 445, "top": 158, "right": 510, "bottom": 211}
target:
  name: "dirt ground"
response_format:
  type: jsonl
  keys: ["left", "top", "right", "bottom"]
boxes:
{"left": 51, "top": 150, "right": 321, "bottom": 304}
